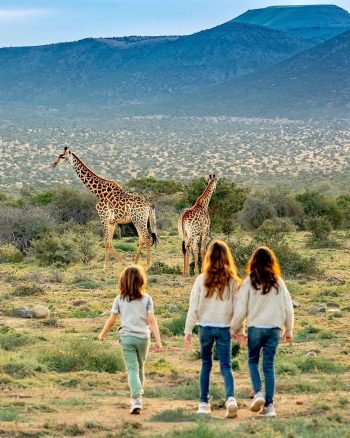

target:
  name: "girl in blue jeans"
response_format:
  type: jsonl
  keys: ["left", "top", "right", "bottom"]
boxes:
{"left": 184, "top": 240, "right": 242, "bottom": 418}
{"left": 231, "top": 246, "right": 294, "bottom": 417}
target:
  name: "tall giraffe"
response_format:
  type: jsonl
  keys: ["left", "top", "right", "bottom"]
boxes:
{"left": 51, "top": 147, "right": 158, "bottom": 268}
{"left": 178, "top": 175, "right": 217, "bottom": 275}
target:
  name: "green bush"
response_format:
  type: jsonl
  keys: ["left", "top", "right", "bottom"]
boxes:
{"left": 12, "top": 284, "right": 44, "bottom": 297}
{"left": 38, "top": 338, "right": 124, "bottom": 373}
{"left": 0, "top": 244, "right": 24, "bottom": 263}
{"left": 0, "top": 205, "right": 53, "bottom": 253}
{"left": 49, "top": 187, "right": 97, "bottom": 225}
{"left": 0, "top": 329, "right": 33, "bottom": 351}
{"left": 295, "top": 356, "right": 344, "bottom": 374}
{"left": 114, "top": 241, "right": 137, "bottom": 252}
{"left": 30, "top": 228, "right": 96, "bottom": 266}
{"left": 148, "top": 262, "right": 181, "bottom": 275}
{"left": 30, "top": 231, "right": 79, "bottom": 266}
{"left": 296, "top": 190, "right": 342, "bottom": 228}
{"left": 0, "top": 353, "right": 46, "bottom": 377}
{"left": 238, "top": 195, "right": 276, "bottom": 229}
{"left": 162, "top": 314, "right": 187, "bottom": 336}
{"left": 306, "top": 217, "right": 334, "bottom": 247}
{"left": 126, "top": 177, "right": 183, "bottom": 199}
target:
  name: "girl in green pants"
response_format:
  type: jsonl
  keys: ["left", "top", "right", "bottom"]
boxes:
{"left": 99, "top": 265, "right": 162, "bottom": 414}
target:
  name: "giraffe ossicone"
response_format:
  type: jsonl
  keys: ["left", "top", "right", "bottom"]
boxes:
{"left": 51, "top": 147, "right": 158, "bottom": 269}
{"left": 178, "top": 175, "right": 217, "bottom": 275}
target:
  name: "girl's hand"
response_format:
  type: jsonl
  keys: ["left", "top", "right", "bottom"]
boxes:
{"left": 154, "top": 342, "right": 162, "bottom": 352}
{"left": 237, "top": 335, "right": 247, "bottom": 347}
{"left": 283, "top": 335, "right": 293, "bottom": 343}
{"left": 98, "top": 332, "right": 105, "bottom": 342}
{"left": 184, "top": 334, "right": 192, "bottom": 349}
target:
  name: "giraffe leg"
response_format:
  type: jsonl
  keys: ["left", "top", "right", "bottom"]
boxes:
{"left": 108, "top": 223, "right": 122, "bottom": 262}
{"left": 193, "top": 237, "right": 200, "bottom": 275}
{"left": 201, "top": 229, "right": 210, "bottom": 272}
{"left": 184, "top": 238, "right": 193, "bottom": 276}
{"left": 102, "top": 222, "right": 110, "bottom": 270}
{"left": 134, "top": 241, "right": 144, "bottom": 264}
{"left": 146, "top": 238, "right": 151, "bottom": 268}
{"left": 132, "top": 219, "right": 153, "bottom": 267}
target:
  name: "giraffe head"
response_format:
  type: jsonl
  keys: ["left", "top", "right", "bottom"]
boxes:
{"left": 51, "top": 146, "right": 73, "bottom": 168}
{"left": 208, "top": 174, "right": 217, "bottom": 189}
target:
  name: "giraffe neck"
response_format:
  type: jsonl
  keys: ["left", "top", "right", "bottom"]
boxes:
{"left": 70, "top": 153, "right": 123, "bottom": 198}
{"left": 195, "top": 180, "right": 216, "bottom": 210}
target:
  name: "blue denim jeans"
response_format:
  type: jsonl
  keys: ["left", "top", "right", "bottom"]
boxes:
{"left": 199, "top": 326, "right": 234, "bottom": 403}
{"left": 248, "top": 327, "right": 281, "bottom": 405}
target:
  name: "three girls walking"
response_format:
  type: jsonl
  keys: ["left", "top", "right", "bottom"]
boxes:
{"left": 99, "top": 240, "right": 294, "bottom": 417}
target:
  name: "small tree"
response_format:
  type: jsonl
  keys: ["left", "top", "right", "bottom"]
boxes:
{"left": 306, "top": 217, "right": 333, "bottom": 246}
{"left": 238, "top": 195, "right": 276, "bottom": 230}
{"left": 296, "top": 190, "right": 342, "bottom": 228}
{"left": 49, "top": 187, "right": 97, "bottom": 225}
{"left": 0, "top": 206, "right": 53, "bottom": 253}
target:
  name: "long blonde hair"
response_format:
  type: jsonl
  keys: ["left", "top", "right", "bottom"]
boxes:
{"left": 203, "top": 240, "right": 241, "bottom": 299}
{"left": 119, "top": 265, "right": 147, "bottom": 301}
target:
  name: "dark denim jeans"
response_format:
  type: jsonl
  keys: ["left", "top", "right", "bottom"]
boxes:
{"left": 248, "top": 327, "right": 281, "bottom": 405}
{"left": 199, "top": 326, "right": 234, "bottom": 403}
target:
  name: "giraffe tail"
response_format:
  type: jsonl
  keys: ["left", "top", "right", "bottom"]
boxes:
{"left": 179, "top": 216, "right": 187, "bottom": 255}
{"left": 149, "top": 205, "right": 159, "bottom": 246}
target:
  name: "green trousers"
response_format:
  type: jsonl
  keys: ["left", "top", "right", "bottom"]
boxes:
{"left": 120, "top": 336, "right": 150, "bottom": 399}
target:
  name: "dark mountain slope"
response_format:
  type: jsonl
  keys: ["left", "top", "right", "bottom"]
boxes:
{"left": 233, "top": 5, "right": 350, "bottom": 42}
{"left": 0, "top": 22, "right": 312, "bottom": 106}
{"left": 159, "top": 30, "right": 350, "bottom": 119}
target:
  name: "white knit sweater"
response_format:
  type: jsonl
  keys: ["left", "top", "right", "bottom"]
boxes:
{"left": 184, "top": 273, "right": 241, "bottom": 335}
{"left": 231, "top": 277, "right": 294, "bottom": 337}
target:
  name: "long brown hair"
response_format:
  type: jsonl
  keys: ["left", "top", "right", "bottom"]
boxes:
{"left": 203, "top": 240, "right": 241, "bottom": 299}
{"left": 119, "top": 265, "right": 146, "bottom": 301}
{"left": 247, "top": 246, "right": 280, "bottom": 295}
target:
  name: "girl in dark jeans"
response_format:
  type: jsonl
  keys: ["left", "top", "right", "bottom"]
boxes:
{"left": 231, "top": 247, "right": 294, "bottom": 417}
{"left": 184, "top": 240, "right": 242, "bottom": 417}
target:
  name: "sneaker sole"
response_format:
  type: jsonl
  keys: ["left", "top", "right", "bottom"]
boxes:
{"left": 259, "top": 412, "right": 276, "bottom": 418}
{"left": 225, "top": 404, "right": 238, "bottom": 418}
{"left": 250, "top": 398, "right": 265, "bottom": 412}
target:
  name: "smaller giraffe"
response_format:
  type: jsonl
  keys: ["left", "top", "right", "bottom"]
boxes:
{"left": 178, "top": 175, "right": 217, "bottom": 275}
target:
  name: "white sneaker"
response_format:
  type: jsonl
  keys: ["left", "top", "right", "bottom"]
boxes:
{"left": 130, "top": 398, "right": 142, "bottom": 415}
{"left": 250, "top": 391, "right": 265, "bottom": 412}
{"left": 197, "top": 402, "right": 211, "bottom": 414}
{"left": 259, "top": 403, "right": 276, "bottom": 417}
{"left": 225, "top": 396, "right": 238, "bottom": 418}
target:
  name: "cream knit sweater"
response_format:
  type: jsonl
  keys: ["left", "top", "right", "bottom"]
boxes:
{"left": 231, "top": 277, "right": 294, "bottom": 337}
{"left": 184, "top": 273, "right": 241, "bottom": 335}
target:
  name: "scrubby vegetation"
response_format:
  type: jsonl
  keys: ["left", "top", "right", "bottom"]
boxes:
{"left": 0, "top": 178, "right": 349, "bottom": 436}
{"left": 1, "top": 179, "right": 350, "bottom": 269}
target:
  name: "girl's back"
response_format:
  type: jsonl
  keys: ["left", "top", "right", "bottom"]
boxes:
{"left": 112, "top": 293, "right": 153, "bottom": 338}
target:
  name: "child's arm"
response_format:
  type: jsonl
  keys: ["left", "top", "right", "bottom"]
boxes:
{"left": 99, "top": 314, "right": 117, "bottom": 341}
{"left": 231, "top": 279, "right": 250, "bottom": 336}
{"left": 281, "top": 280, "right": 294, "bottom": 342}
{"left": 184, "top": 276, "right": 201, "bottom": 348}
{"left": 147, "top": 313, "right": 162, "bottom": 351}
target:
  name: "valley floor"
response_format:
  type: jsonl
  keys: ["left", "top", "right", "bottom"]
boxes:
{"left": 0, "top": 232, "right": 349, "bottom": 437}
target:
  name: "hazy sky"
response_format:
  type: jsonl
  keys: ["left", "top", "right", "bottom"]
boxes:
{"left": 0, "top": 0, "right": 349, "bottom": 47}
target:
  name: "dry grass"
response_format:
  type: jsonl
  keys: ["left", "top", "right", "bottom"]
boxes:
{"left": 0, "top": 231, "right": 349, "bottom": 437}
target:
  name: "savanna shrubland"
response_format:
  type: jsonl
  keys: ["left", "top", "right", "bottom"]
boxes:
{"left": 1, "top": 179, "right": 349, "bottom": 272}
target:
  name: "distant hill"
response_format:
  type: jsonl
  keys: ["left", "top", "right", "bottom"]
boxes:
{"left": 0, "top": 21, "right": 311, "bottom": 107}
{"left": 233, "top": 5, "right": 350, "bottom": 42}
{"left": 162, "top": 30, "right": 350, "bottom": 119}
